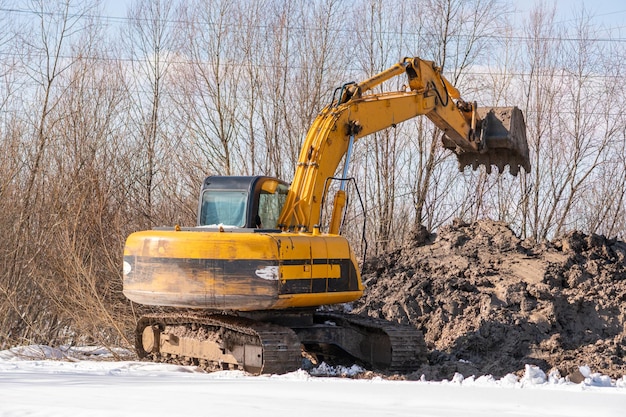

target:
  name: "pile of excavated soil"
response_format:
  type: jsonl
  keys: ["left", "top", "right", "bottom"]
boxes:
{"left": 351, "top": 219, "right": 626, "bottom": 381}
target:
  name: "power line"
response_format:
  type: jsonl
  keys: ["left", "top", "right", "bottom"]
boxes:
{"left": 1, "top": 6, "right": 626, "bottom": 44}
{"left": 552, "top": 8, "right": 626, "bottom": 25}
{"left": 0, "top": 49, "right": 624, "bottom": 82}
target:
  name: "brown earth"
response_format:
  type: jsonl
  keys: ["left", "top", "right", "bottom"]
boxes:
{"left": 351, "top": 219, "right": 626, "bottom": 381}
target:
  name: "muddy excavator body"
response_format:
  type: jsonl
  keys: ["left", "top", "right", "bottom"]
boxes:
{"left": 123, "top": 57, "right": 530, "bottom": 375}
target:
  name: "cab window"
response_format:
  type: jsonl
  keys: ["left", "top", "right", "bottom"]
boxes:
{"left": 257, "top": 183, "right": 288, "bottom": 229}
{"left": 199, "top": 190, "right": 247, "bottom": 227}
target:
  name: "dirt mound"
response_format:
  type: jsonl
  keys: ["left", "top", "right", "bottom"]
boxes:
{"left": 351, "top": 219, "right": 626, "bottom": 380}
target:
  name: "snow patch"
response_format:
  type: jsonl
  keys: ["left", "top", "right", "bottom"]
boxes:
{"left": 520, "top": 364, "right": 547, "bottom": 385}
{"left": 548, "top": 368, "right": 565, "bottom": 384}
{"left": 499, "top": 373, "right": 520, "bottom": 386}
{"left": 270, "top": 369, "right": 312, "bottom": 380}
{"left": 0, "top": 345, "right": 132, "bottom": 361}
{"left": 451, "top": 372, "right": 464, "bottom": 384}
{"left": 309, "top": 362, "right": 365, "bottom": 377}
{"left": 2, "top": 349, "right": 626, "bottom": 417}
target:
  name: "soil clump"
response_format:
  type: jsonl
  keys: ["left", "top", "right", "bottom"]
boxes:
{"left": 351, "top": 219, "right": 626, "bottom": 381}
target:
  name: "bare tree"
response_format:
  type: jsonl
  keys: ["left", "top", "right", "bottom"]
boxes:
{"left": 232, "top": 0, "right": 268, "bottom": 175}
{"left": 582, "top": 39, "right": 626, "bottom": 238}
{"left": 0, "top": 0, "right": 126, "bottom": 348}
{"left": 515, "top": 3, "right": 562, "bottom": 240}
{"left": 517, "top": 4, "right": 619, "bottom": 240}
{"left": 407, "top": 0, "right": 506, "bottom": 231}
{"left": 46, "top": 15, "right": 134, "bottom": 345}
{"left": 292, "top": 0, "right": 349, "bottom": 142}
{"left": 255, "top": 0, "right": 297, "bottom": 179}
{"left": 172, "top": 0, "right": 244, "bottom": 179}
{"left": 350, "top": 0, "right": 408, "bottom": 254}
{"left": 122, "top": 0, "right": 178, "bottom": 226}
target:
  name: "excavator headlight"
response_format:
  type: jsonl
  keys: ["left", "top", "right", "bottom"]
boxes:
{"left": 123, "top": 261, "right": 132, "bottom": 276}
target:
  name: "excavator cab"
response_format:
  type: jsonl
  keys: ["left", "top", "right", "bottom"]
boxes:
{"left": 198, "top": 176, "right": 289, "bottom": 229}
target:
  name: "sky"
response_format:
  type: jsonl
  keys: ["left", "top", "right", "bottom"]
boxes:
{"left": 512, "top": 0, "right": 626, "bottom": 33}
{"left": 101, "top": 0, "right": 626, "bottom": 39}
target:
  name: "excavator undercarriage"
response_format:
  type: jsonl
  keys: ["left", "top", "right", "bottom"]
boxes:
{"left": 135, "top": 310, "right": 427, "bottom": 375}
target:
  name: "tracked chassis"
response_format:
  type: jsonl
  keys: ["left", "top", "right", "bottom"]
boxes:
{"left": 135, "top": 311, "right": 427, "bottom": 375}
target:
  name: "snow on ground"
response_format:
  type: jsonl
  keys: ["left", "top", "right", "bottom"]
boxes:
{"left": 1, "top": 346, "right": 625, "bottom": 417}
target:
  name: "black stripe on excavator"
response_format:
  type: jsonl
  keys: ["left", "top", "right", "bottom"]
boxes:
{"left": 125, "top": 256, "right": 278, "bottom": 279}
{"left": 281, "top": 258, "right": 352, "bottom": 265}
{"left": 126, "top": 256, "right": 352, "bottom": 271}
{"left": 125, "top": 256, "right": 359, "bottom": 294}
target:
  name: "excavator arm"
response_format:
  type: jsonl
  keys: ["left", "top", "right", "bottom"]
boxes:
{"left": 277, "top": 57, "right": 530, "bottom": 233}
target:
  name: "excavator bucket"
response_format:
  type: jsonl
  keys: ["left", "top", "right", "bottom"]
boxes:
{"left": 455, "top": 107, "right": 531, "bottom": 176}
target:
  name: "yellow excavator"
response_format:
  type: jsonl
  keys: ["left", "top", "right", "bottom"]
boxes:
{"left": 123, "top": 57, "right": 530, "bottom": 374}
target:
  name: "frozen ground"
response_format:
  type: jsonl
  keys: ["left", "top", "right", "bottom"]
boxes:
{"left": 0, "top": 346, "right": 625, "bottom": 417}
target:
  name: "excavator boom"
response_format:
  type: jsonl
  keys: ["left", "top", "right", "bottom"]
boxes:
{"left": 277, "top": 57, "right": 530, "bottom": 233}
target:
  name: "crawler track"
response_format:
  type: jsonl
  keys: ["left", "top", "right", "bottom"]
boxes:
{"left": 312, "top": 312, "right": 428, "bottom": 373}
{"left": 135, "top": 313, "right": 302, "bottom": 374}
{"left": 135, "top": 311, "right": 427, "bottom": 375}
